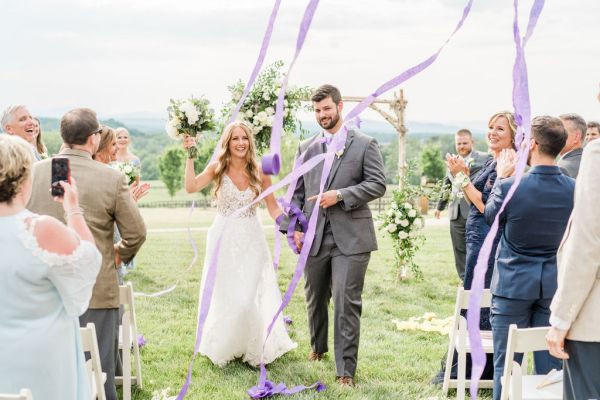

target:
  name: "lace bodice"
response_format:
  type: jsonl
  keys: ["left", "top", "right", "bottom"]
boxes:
{"left": 216, "top": 175, "right": 258, "bottom": 218}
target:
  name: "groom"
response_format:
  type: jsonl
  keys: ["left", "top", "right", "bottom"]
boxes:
{"left": 287, "top": 84, "right": 386, "bottom": 387}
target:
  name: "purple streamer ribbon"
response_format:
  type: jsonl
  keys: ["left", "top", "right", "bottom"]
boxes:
{"left": 466, "top": 1, "right": 545, "bottom": 398}
{"left": 210, "top": 0, "right": 283, "bottom": 163}
{"left": 262, "top": 0, "right": 320, "bottom": 175}
{"left": 248, "top": 365, "right": 326, "bottom": 398}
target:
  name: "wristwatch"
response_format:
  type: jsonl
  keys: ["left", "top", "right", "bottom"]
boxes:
{"left": 336, "top": 190, "right": 343, "bottom": 203}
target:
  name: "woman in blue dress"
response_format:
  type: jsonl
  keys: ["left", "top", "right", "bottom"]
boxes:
{"left": 443, "top": 111, "right": 517, "bottom": 382}
{"left": 0, "top": 135, "right": 101, "bottom": 399}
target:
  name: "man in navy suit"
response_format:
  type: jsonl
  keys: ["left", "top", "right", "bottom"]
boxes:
{"left": 484, "top": 116, "right": 575, "bottom": 400}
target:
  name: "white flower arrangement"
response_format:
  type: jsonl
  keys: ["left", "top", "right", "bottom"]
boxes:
{"left": 166, "top": 95, "right": 215, "bottom": 159}
{"left": 378, "top": 174, "right": 430, "bottom": 279}
{"left": 221, "top": 60, "right": 311, "bottom": 154}
{"left": 112, "top": 161, "right": 140, "bottom": 185}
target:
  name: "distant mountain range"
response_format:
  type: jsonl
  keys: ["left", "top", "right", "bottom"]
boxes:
{"left": 40, "top": 112, "right": 487, "bottom": 144}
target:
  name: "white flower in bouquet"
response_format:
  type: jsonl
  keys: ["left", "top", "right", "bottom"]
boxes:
{"left": 265, "top": 106, "right": 275, "bottom": 116}
{"left": 391, "top": 202, "right": 398, "bottom": 210}
{"left": 398, "top": 231, "right": 409, "bottom": 239}
{"left": 266, "top": 116, "right": 274, "bottom": 127}
{"left": 262, "top": 91, "right": 271, "bottom": 101}
{"left": 166, "top": 120, "right": 180, "bottom": 139}
{"left": 409, "top": 230, "right": 417, "bottom": 238}
{"left": 408, "top": 209, "right": 417, "bottom": 218}
{"left": 387, "top": 224, "right": 398, "bottom": 233}
{"left": 112, "top": 161, "right": 139, "bottom": 186}
{"left": 404, "top": 202, "right": 413, "bottom": 209}
{"left": 232, "top": 91, "right": 242, "bottom": 102}
{"left": 394, "top": 217, "right": 401, "bottom": 224}
{"left": 399, "top": 219, "right": 409, "bottom": 227}
{"left": 387, "top": 209, "right": 395, "bottom": 217}
{"left": 166, "top": 95, "right": 215, "bottom": 159}
{"left": 245, "top": 109, "right": 254, "bottom": 118}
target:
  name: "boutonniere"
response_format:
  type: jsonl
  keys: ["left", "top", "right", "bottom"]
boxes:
{"left": 335, "top": 145, "right": 345, "bottom": 159}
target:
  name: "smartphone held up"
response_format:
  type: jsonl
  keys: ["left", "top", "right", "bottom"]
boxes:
{"left": 51, "top": 157, "right": 70, "bottom": 197}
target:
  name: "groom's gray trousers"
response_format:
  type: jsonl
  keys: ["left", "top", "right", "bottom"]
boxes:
{"left": 304, "top": 223, "right": 370, "bottom": 378}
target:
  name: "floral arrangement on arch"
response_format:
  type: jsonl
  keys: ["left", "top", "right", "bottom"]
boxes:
{"left": 165, "top": 96, "right": 216, "bottom": 159}
{"left": 221, "top": 60, "right": 312, "bottom": 154}
{"left": 378, "top": 175, "right": 428, "bottom": 280}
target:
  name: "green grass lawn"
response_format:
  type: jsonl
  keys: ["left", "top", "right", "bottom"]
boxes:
{"left": 126, "top": 209, "right": 489, "bottom": 399}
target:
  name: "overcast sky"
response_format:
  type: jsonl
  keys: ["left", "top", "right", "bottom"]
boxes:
{"left": 1, "top": 0, "right": 598, "bottom": 128}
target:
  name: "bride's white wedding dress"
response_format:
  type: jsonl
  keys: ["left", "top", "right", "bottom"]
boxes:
{"left": 198, "top": 175, "right": 297, "bottom": 367}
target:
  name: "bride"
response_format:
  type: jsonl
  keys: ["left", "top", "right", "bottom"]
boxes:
{"left": 183, "top": 121, "right": 296, "bottom": 367}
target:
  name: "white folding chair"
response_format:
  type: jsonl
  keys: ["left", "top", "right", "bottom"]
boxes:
{"left": 442, "top": 287, "right": 494, "bottom": 400}
{"left": 115, "top": 282, "right": 143, "bottom": 400}
{"left": 80, "top": 323, "right": 107, "bottom": 400}
{"left": 0, "top": 389, "right": 33, "bottom": 400}
{"left": 500, "top": 325, "right": 562, "bottom": 400}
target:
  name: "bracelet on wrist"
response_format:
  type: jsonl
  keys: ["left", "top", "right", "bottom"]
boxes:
{"left": 454, "top": 172, "right": 471, "bottom": 188}
{"left": 64, "top": 206, "right": 84, "bottom": 220}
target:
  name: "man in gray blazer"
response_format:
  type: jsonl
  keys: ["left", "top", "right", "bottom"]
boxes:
{"left": 557, "top": 113, "right": 586, "bottom": 179}
{"left": 435, "top": 129, "right": 489, "bottom": 281}
{"left": 288, "top": 85, "right": 386, "bottom": 387}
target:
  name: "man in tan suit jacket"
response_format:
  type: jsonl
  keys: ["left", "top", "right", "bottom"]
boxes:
{"left": 546, "top": 138, "right": 600, "bottom": 400}
{"left": 27, "top": 108, "right": 146, "bottom": 400}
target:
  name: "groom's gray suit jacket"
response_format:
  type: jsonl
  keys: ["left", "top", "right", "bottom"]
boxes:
{"left": 288, "top": 129, "right": 387, "bottom": 256}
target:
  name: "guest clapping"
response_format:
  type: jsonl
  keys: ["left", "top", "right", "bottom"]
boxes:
{"left": 27, "top": 108, "right": 147, "bottom": 400}
{"left": 0, "top": 135, "right": 101, "bottom": 400}
{"left": 443, "top": 111, "right": 517, "bottom": 381}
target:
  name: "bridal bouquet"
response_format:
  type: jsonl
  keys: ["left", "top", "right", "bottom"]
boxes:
{"left": 221, "top": 60, "right": 311, "bottom": 154}
{"left": 166, "top": 96, "right": 216, "bottom": 159}
{"left": 378, "top": 176, "right": 427, "bottom": 280}
{"left": 112, "top": 161, "right": 140, "bottom": 185}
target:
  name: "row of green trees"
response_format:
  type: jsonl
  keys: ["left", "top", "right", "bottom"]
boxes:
{"left": 156, "top": 131, "right": 488, "bottom": 199}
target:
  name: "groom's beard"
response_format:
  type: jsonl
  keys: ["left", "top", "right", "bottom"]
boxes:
{"left": 318, "top": 110, "right": 340, "bottom": 130}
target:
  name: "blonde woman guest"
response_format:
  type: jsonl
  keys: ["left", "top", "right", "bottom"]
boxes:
{"left": 0, "top": 135, "right": 101, "bottom": 400}
{"left": 94, "top": 126, "right": 149, "bottom": 277}
{"left": 115, "top": 127, "right": 141, "bottom": 183}
{"left": 444, "top": 111, "right": 517, "bottom": 380}
{"left": 32, "top": 117, "right": 48, "bottom": 159}
{"left": 183, "top": 121, "right": 296, "bottom": 366}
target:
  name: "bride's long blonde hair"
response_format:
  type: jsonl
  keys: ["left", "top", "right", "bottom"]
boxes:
{"left": 213, "top": 121, "right": 262, "bottom": 198}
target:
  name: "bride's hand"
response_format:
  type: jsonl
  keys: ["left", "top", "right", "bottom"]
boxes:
{"left": 183, "top": 135, "right": 197, "bottom": 150}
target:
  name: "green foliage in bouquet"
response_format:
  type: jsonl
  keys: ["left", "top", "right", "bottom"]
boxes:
{"left": 166, "top": 96, "right": 216, "bottom": 159}
{"left": 221, "top": 60, "right": 312, "bottom": 154}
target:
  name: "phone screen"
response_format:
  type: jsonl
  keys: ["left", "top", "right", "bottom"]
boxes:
{"left": 51, "top": 158, "right": 70, "bottom": 197}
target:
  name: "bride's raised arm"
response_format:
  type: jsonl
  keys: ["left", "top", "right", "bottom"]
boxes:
{"left": 183, "top": 136, "right": 217, "bottom": 193}
{"left": 261, "top": 172, "right": 283, "bottom": 221}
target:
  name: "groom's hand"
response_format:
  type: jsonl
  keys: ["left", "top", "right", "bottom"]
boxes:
{"left": 307, "top": 190, "right": 339, "bottom": 209}
{"left": 293, "top": 231, "right": 304, "bottom": 252}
